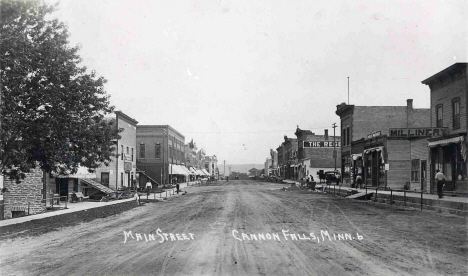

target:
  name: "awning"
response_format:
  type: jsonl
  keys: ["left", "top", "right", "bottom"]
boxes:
{"left": 201, "top": 169, "right": 210, "bottom": 176}
{"left": 363, "top": 146, "right": 385, "bottom": 164}
{"left": 351, "top": 153, "right": 362, "bottom": 160}
{"left": 363, "top": 146, "right": 384, "bottom": 154}
{"left": 54, "top": 166, "right": 96, "bottom": 179}
{"left": 428, "top": 136, "right": 464, "bottom": 147}
{"left": 178, "top": 165, "right": 190, "bottom": 175}
{"left": 189, "top": 167, "right": 198, "bottom": 175}
{"left": 169, "top": 164, "right": 187, "bottom": 175}
{"left": 195, "top": 169, "right": 204, "bottom": 176}
{"left": 180, "top": 166, "right": 193, "bottom": 175}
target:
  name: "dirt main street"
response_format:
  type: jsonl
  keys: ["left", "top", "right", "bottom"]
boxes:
{"left": 1, "top": 180, "right": 467, "bottom": 276}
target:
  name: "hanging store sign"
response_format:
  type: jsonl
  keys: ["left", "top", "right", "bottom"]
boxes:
{"left": 124, "top": 162, "right": 132, "bottom": 171}
{"left": 303, "top": 141, "right": 341, "bottom": 148}
{"left": 389, "top": 128, "right": 448, "bottom": 138}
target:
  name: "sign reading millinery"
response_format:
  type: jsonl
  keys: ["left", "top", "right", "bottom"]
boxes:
{"left": 303, "top": 141, "right": 341, "bottom": 148}
{"left": 124, "top": 154, "right": 132, "bottom": 161}
{"left": 389, "top": 128, "right": 448, "bottom": 138}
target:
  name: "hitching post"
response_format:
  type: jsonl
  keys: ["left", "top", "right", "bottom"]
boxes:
{"left": 421, "top": 190, "right": 423, "bottom": 211}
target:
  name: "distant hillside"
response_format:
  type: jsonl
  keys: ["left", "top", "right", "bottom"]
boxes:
{"left": 219, "top": 164, "right": 264, "bottom": 174}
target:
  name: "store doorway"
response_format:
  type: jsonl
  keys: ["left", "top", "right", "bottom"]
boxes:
{"left": 421, "top": 160, "right": 427, "bottom": 192}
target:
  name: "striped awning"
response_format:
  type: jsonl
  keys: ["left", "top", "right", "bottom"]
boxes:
{"left": 428, "top": 136, "right": 464, "bottom": 147}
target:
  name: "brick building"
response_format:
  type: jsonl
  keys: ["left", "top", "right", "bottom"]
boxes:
{"left": 95, "top": 111, "right": 138, "bottom": 190}
{"left": 294, "top": 127, "right": 341, "bottom": 181}
{"left": 336, "top": 99, "right": 431, "bottom": 190}
{"left": 282, "top": 136, "right": 298, "bottom": 180}
{"left": 276, "top": 144, "right": 285, "bottom": 178}
{"left": 136, "top": 125, "right": 187, "bottom": 186}
{"left": 422, "top": 63, "right": 467, "bottom": 196}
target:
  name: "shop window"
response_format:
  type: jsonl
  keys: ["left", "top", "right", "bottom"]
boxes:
{"left": 139, "top": 144, "right": 146, "bottom": 158}
{"left": 456, "top": 144, "right": 467, "bottom": 181}
{"left": 452, "top": 99, "right": 460, "bottom": 129}
{"left": 101, "top": 172, "right": 110, "bottom": 187}
{"left": 342, "top": 155, "right": 350, "bottom": 178}
{"left": 436, "top": 105, "right": 443, "bottom": 128}
{"left": 411, "top": 159, "right": 420, "bottom": 182}
{"left": 366, "top": 154, "right": 372, "bottom": 181}
{"left": 155, "top": 143, "right": 161, "bottom": 159}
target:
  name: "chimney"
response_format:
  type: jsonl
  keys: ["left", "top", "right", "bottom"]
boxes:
{"left": 324, "top": 129, "right": 329, "bottom": 140}
{"left": 407, "top": 99, "right": 413, "bottom": 110}
{"left": 407, "top": 99, "right": 413, "bottom": 127}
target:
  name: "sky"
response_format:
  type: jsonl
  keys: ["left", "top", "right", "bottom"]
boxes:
{"left": 47, "top": 0, "right": 467, "bottom": 164}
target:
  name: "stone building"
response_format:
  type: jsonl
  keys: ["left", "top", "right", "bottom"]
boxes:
{"left": 422, "top": 63, "right": 467, "bottom": 196}
{"left": 3, "top": 168, "right": 46, "bottom": 219}
{"left": 335, "top": 99, "right": 431, "bottom": 190}
{"left": 294, "top": 127, "right": 341, "bottom": 181}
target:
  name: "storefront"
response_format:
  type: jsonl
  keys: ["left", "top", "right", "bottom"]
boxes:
{"left": 428, "top": 135, "right": 467, "bottom": 194}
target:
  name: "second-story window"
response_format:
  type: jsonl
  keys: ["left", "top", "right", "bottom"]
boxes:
{"left": 346, "top": 127, "right": 350, "bottom": 146}
{"left": 453, "top": 99, "right": 460, "bottom": 129}
{"left": 121, "top": 145, "right": 124, "bottom": 160}
{"left": 436, "top": 105, "right": 443, "bottom": 128}
{"left": 155, "top": 143, "right": 161, "bottom": 158}
{"left": 131, "top": 148, "right": 134, "bottom": 161}
{"left": 342, "top": 128, "right": 346, "bottom": 145}
{"left": 139, "top": 144, "right": 145, "bottom": 158}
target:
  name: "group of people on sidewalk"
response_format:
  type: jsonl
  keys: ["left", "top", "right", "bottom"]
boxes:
{"left": 353, "top": 171, "right": 447, "bottom": 199}
{"left": 135, "top": 180, "right": 182, "bottom": 205}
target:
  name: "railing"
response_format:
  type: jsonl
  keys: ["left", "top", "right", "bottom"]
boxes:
{"left": 41, "top": 195, "right": 69, "bottom": 210}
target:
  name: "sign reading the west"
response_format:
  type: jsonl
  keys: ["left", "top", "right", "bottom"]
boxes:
{"left": 389, "top": 128, "right": 448, "bottom": 138}
{"left": 303, "top": 141, "right": 341, "bottom": 148}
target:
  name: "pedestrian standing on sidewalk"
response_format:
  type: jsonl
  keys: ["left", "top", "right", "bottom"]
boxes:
{"left": 176, "top": 183, "right": 180, "bottom": 194}
{"left": 145, "top": 180, "right": 152, "bottom": 199}
{"left": 435, "top": 170, "right": 446, "bottom": 198}
{"left": 356, "top": 174, "right": 363, "bottom": 189}
{"left": 134, "top": 191, "right": 140, "bottom": 206}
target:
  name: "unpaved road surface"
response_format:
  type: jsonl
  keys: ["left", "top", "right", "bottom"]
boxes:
{"left": 1, "top": 180, "right": 467, "bottom": 276}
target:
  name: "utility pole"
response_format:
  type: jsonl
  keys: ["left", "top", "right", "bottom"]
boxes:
{"left": 347, "top": 77, "right": 350, "bottom": 105}
{"left": 332, "top": 123, "right": 337, "bottom": 172}
{"left": 224, "top": 160, "right": 226, "bottom": 177}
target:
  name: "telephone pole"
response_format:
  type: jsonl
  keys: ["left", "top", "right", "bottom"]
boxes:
{"left": 223, "top": 160, "right": 226, "bottom": 177}
{"left": 347, "top": 77, "right": 350, "bottom": 105}
{"left": 332, "top": 123, "right": 337, "bottom": 172}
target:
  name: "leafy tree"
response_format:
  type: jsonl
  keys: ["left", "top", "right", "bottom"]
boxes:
{"left": 0, "top": 0, "right": 120, "bottom": 181}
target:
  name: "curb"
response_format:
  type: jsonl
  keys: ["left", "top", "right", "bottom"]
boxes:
{"left": 0, "top": 199, "right": 138, "bottom": 239}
